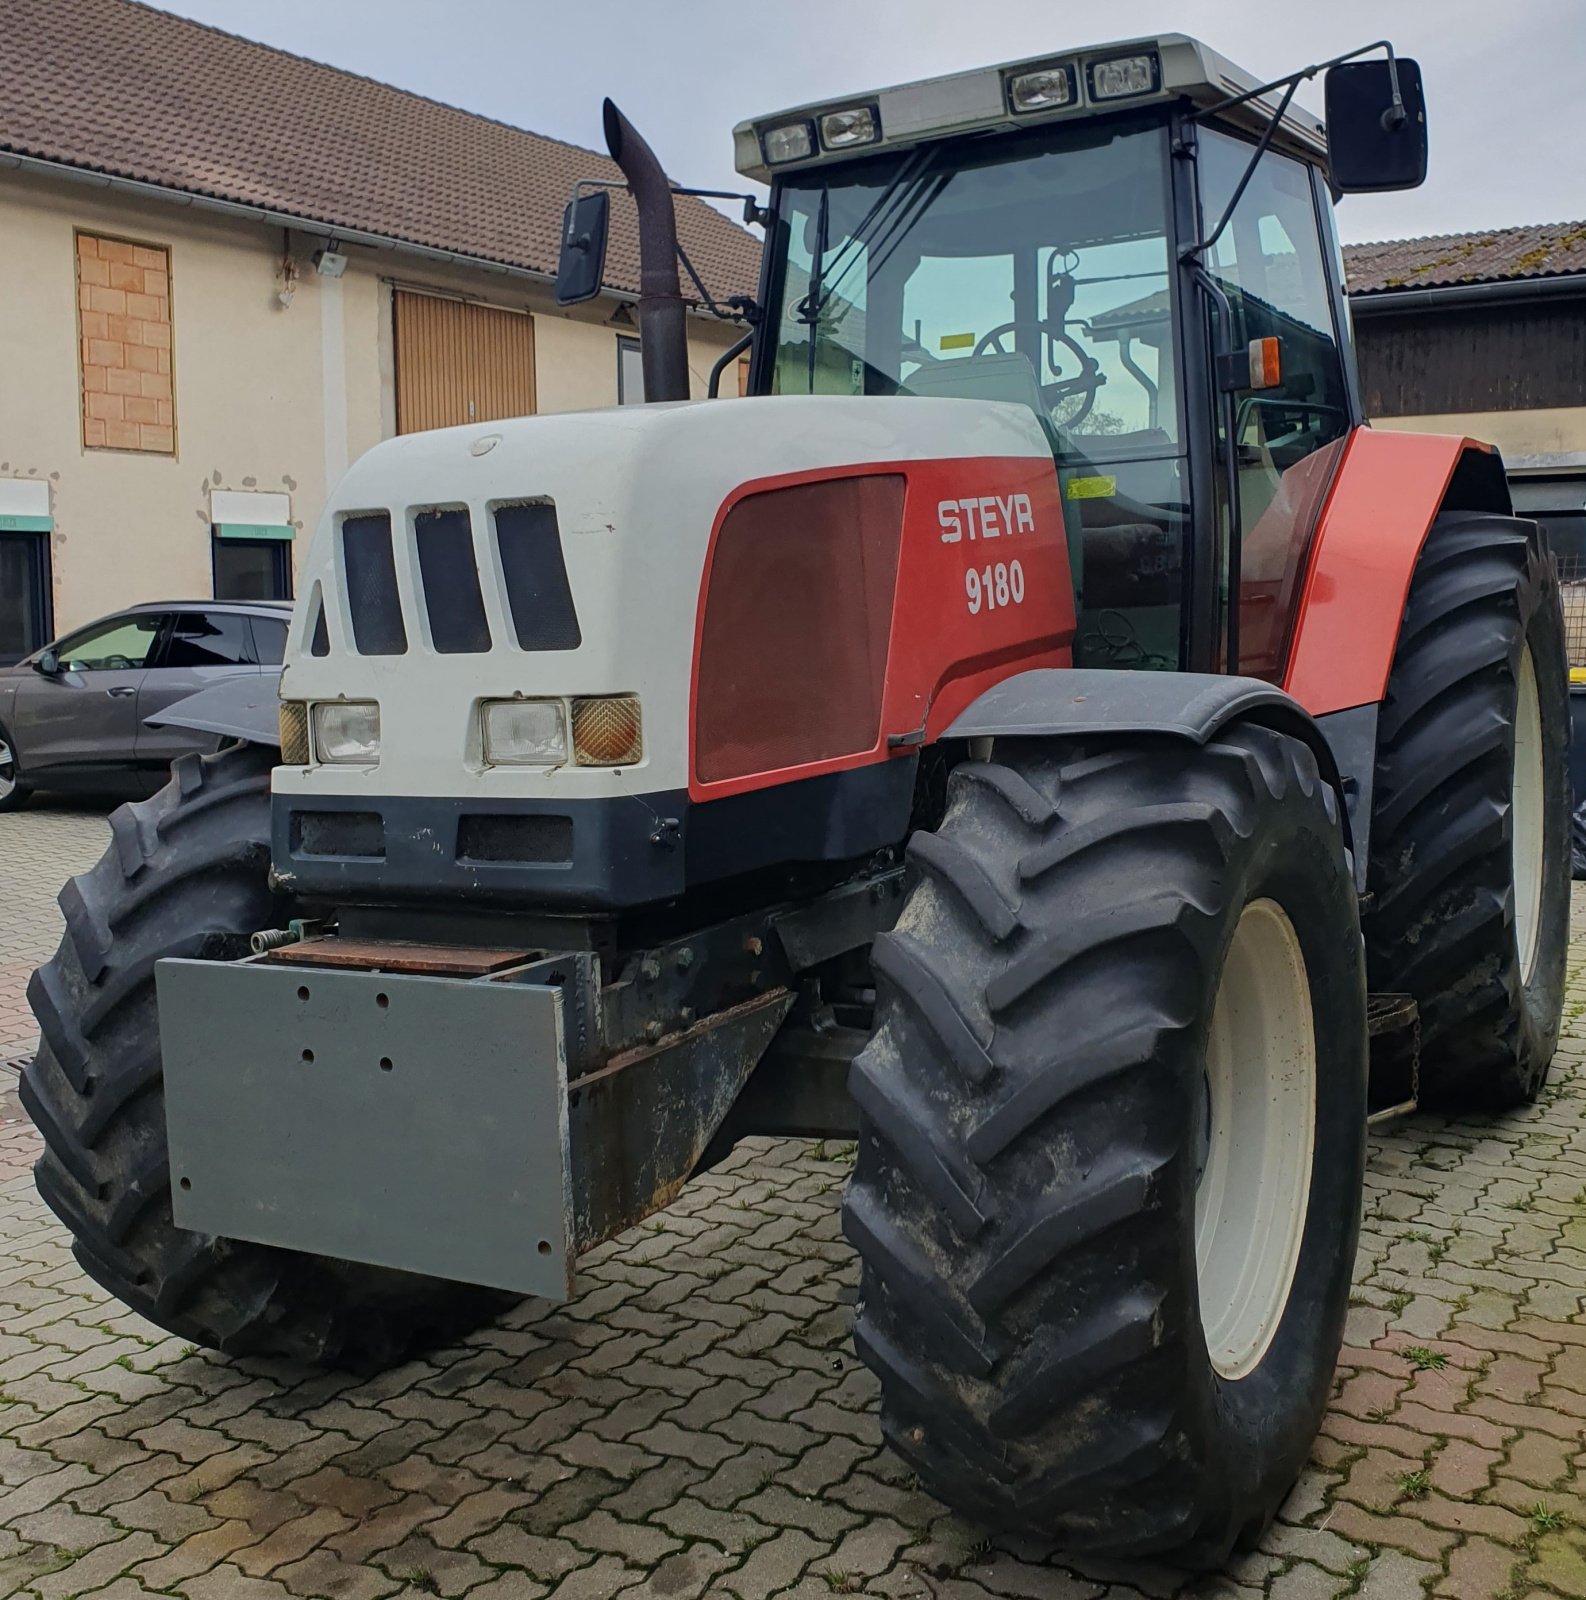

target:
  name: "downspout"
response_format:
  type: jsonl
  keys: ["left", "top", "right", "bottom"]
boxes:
{"left": 602, "top": 100, "right": 689, "bottom": 403}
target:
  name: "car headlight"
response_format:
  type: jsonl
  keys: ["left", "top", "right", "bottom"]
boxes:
{"left": 312, "top": 701, "right": 381, "bottom": 765}
{"left": 482, "top": 699, "right": 568, "bottom": 767}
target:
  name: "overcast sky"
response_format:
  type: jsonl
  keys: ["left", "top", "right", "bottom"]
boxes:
{"left": 159, "top": 0, "right": 1586, "bottom": 245}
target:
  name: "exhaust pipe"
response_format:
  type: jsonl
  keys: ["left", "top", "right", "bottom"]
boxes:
{"left": 603, "top": 99, "right": 689, "bottom": 404}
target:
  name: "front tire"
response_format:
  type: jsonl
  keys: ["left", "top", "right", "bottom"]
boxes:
{"left": 1364, "top": 512, "right": 1570, "bottom": 1108}
{"left": 23, "top": 743, "right": 517, "bottom": 1364}
{"left": 843, "top": 724, "right": 1366, "bottom": 1565}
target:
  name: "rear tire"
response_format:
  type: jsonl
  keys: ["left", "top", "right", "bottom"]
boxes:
{"left": 1364, "top": 512, "right": 1570, "bottom": 1109}
{"left": 843, "top": 724, "right": 1366, "bottom": 1565}
{"left": 23, "top": 742, "right": 518, "bottom": 1365}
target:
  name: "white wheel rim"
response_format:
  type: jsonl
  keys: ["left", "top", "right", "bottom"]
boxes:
{"left": 0, "top": 738, "right": 14, "bottom": 801}
{"left": 1195, "top": 898, "right": 1316, "bottom": 1382}
{"left": 1512, "top": 645, "right": 1545, "bottom": 986}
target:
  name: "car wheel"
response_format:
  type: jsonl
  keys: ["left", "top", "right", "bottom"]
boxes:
{"left": 0, "top": 724, "right": 32, "bottom": 812}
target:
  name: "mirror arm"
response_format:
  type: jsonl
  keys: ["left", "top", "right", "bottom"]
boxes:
{"left": 1180, "top": 77, "right": 1301, "bottom": 263}
{"left": 1191, "top": 38, "right": 1399, "bottom": 125}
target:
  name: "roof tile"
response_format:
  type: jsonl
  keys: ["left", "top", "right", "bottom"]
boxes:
{"left": 2, "top": 0, "right": 763, "bottom": 307}
{"left": 1343, "top": 220, "right": 1586, "bottom": 295}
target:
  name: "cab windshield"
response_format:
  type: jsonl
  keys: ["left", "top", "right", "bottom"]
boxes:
{"left": 766, "top": 117, "right": 1180, "bottom": 460}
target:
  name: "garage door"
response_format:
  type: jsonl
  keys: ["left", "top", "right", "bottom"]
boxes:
{"left": 394, "top": 290, "right": 536, "bottom": 434}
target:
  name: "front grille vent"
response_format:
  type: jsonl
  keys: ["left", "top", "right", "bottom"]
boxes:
{"left": 341, "top": 513, "right": 407, "bottom": 656}
{"left": 494, "top": 501, "right": 581, "bottom": 651}
{"left": 292, "top": 810, "right": 386, "bottom": 859}
{"left": 457, "top": 813, "right": 573, "bottom": 864}
{"left": 415, "top": 508, "right": 491, "bottom": 653}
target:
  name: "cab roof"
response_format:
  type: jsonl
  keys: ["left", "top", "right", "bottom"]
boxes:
{"left": 733, "top": 34, "right": 1327, "bottom": 185}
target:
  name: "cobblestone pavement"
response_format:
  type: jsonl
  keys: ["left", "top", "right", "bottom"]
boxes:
{"left": 2, "top": 812, "right": 1586, "bottom": 1599}
{"left": 0, "top": 800, "right": 111, "bottom": 1059}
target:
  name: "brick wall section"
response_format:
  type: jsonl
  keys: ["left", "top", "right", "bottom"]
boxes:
{"left": 76, "top": 231, "right": 175, "bottom": 453}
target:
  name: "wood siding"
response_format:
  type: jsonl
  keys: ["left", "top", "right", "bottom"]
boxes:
{"left": 393, "top": 291, "right": 535, "bottom": 434}
{"left": 1354, "top": 298, "right": 1586, "bottom": 418}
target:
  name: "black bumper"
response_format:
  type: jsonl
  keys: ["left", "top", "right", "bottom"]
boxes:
{"left": 270, "top": 758, "right": 916, "bottom": 909}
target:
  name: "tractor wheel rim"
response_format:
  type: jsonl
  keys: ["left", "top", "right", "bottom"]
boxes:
{"left": 1512, "top": 644, "right": 1545, "bottom": 987}
{"left": 1195, "top": 897, "right": 1316, "bottom": 1382}
{"left": 0, "top": 738, "right": 14, "bottom": 801}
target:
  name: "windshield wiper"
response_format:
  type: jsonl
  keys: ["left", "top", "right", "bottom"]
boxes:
{"left": 796, "top": 146, "right": 939, "bottom": 335}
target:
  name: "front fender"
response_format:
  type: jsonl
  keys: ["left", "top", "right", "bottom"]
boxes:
{"left": 944, "top": 667, "right": 1358, "bottom": 881}
{"left": 143, "top": 672, "right": 282, "bottom": 748}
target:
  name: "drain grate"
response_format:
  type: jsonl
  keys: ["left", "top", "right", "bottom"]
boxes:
{"left": 0, "top": 1054, "right": 34, "bottom": 1077}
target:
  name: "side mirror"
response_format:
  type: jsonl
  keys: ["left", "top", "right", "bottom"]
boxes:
{"left": 1324, "top": 57, "right": 1428, "bottom": 193}
{"left": 554, "top": 190, "right": 610, "bottom": 306}
{"left": 34, "top": 648, "right": 59, "bottom": 676}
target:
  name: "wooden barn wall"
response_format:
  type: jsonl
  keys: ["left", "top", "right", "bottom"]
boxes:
{"left": 1353, "top": 298, "right": 1586, "bottom": 417}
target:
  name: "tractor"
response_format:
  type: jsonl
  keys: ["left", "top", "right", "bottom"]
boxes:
{"left": 23, "top": 34, "right": 1570, "bottom": 1566}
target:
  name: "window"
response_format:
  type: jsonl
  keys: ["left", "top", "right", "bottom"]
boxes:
{"left": 76, "top": 232, "right": 174, "bottom": 453}
{"left": 1198, "top": 131, "right": 1351, "bottom": 677}
{"left": 393, "top": 291, "right": 535, "bottom": 432}
{"left": 250, "top": 614, "right": 289, "bottom": 665}
{"left": 0, "top": 533, "right": 51, "bottom": 666}
{"left": 56, "top": 614, "right": 162, "bottom": 672}
{"left": 617, "top": 336, "right": 644, "bottom": 404}
{"left": 164, "top": 612, "right": 257, "bottom": 669}
{"left": 213, "top": 535, "right": 293, "bottom": 600}
{"left": 768, "top": 120, "right": 1180, "bottom": 452}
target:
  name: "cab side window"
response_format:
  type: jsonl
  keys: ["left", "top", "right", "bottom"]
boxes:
{"left": 1198, "top": 130, "right": 1351, "bottom": 678}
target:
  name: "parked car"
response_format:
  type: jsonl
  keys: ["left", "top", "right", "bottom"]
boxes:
{"left": 0, "top": 600, "right": 289, "bottom": 810}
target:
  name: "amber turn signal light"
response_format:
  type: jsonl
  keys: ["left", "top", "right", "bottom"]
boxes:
{"left": 1247, "top": 336, "right": 1282, "bottom": 390}
{"left": 572, "top": 695, "right": 643, "bottom": 766}
{"left": 278, "top": 700, "right": 309, "bottom": 765}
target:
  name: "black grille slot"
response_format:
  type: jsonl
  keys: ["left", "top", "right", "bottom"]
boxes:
{"left": 341, "top": 513, "right": 407, "bottom": 655}
{"left": 415, "top": 507, "right": 491, "bottom": 653}
{"left": 307, "top": 582, "right": 330, "bottom": 656}
{"left": 493, "top": 501, "right": 581, "bottom": 651}
{"left": 457, "top": 813, "right": 573, "bottom": 864}
{"left": 292, "top": 810, "right": 385, "bottom": 859}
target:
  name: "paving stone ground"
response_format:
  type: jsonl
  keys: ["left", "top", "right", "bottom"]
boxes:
{"left": 3, "top": 806, "right": 1586, "bottom": 1599}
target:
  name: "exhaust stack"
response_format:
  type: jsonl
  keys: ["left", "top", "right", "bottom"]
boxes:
{"left": 603, "top": 99, "right": 689, "bottom": 404}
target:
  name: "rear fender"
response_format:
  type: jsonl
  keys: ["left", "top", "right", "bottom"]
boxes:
{"left": 1283, "top": 429, "right": 1510, "bottom": 717}
{"left": 944, "top": 667, "right": 1356, "bottom": 876}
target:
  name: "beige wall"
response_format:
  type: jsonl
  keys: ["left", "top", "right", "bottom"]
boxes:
{"left": 1373, "top": 408, "right": 1586, "bottom": 459}
{"left": 0, "top": 167, "right": 750, "bottom": 640}
{"left": 0, "top": 173, "right": 343, "bottom": 632}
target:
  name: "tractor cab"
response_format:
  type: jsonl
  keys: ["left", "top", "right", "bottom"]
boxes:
{"left": 733, "top": 35, "right": 1427, "bottom": 679}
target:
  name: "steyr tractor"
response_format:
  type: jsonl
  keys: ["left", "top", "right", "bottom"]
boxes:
{"left": 24, "top": 34, "right": 1570, "bottom": 1566}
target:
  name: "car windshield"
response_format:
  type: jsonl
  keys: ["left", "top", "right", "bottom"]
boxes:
{"left": 767, "top": 116, "right": 1180, "bottom": 460}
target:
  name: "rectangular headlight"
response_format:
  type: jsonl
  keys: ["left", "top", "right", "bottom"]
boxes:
{"left": 482, "top": 699, "right": 568, "bottom": 767}
{"left": 761, "top": 119, "right": 815, "bottom": 165}
{"left": 312, "top": 701, "right": 380, "bottom": 765}
{"left": 1088, "top": 52, "right": 1160, "bottom": 101}
{"left": 1007, "top": 65, "right": 1076, "bottom": 114}
{"left": 819, "top": 105, "right": 879, "bottom": 149}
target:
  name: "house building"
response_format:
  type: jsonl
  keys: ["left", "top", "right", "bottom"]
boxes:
{"left": 1343, "top": 221, "right": 1586, "bottom": 562}
{"left": 0, "top": 0, "right": 761, "bottom": 663}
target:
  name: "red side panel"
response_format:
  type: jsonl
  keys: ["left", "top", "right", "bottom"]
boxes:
{"left": 1283, "top": 428, "right": 1495, "bottom": 716}
{"left": 690, "top": 456, "right": 1072, "bottom": 801}
{"left": 696, "top": 475, "right": 905, "bottom": 785}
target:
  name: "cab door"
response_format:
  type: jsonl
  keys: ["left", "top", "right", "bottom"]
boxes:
{"left": 1196, "top": 130, "right": 1354, "bottom": 679}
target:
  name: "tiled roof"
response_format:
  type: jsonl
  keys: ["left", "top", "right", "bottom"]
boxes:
{"left": 2, "top": 0, "right": 763, "bottom": 309}
{"left": 1343, "top": 221, "right": 1586, "bottom": 296}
